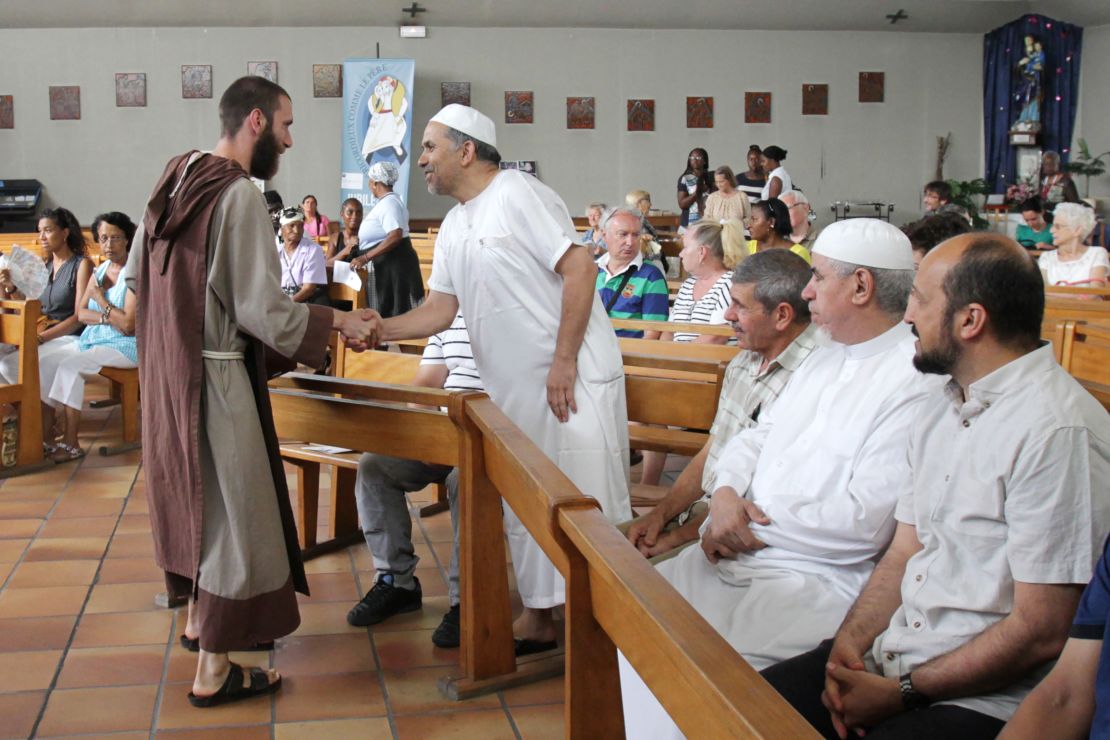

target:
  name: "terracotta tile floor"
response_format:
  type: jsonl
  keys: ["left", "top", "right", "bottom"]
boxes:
{"left": 0, "top": 380, "right": 566, "bottom": 738}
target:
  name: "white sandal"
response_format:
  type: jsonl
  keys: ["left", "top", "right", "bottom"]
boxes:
{"left": 53, "top": 443, "right": 85, "bottom": 463}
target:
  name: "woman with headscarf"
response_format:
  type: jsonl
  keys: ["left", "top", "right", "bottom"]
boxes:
{"left": 350, "top": 162, "right": 424, "bottom": 317}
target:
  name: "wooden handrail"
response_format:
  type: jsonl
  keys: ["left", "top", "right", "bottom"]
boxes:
{"left": 1045, "top": 285, "right": 1110, "bottom": 298}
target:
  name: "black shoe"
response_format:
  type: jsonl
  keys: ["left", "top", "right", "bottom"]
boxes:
{"left": 432, "top": 604, "right": 460, "bottom": 648}
{"left": 347, "top": 575, "right": 422, "bottom": 627}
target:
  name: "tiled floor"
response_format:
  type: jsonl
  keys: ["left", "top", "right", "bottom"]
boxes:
{"left": 0, "top": 380, "right": 566, "bottom": 739}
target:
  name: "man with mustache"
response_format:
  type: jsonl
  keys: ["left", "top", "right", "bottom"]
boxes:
{"left": 128, "top": 76, "right": 376, "bottom": 707}
{"left": 619, "top": 219, "right": 939, "bottom": 739}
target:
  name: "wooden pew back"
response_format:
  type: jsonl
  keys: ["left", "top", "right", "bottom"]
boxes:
{"left": 0, "top": 300, "right": 44, "bottom": 468}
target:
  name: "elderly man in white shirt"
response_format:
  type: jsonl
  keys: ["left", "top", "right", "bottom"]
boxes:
{"left": 762, "top": 233, "right": 1110, "bottom": 740}
{"left": 619, "top": 219, "right": 939, "bottom": 739}
{"left": 368, "top": 105, "right": 630, "bottom": 654}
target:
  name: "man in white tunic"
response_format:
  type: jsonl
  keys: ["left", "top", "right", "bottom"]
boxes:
{"left": 370, "top": 105, "right": 629, "bottom": 650}
{"left": 619, "top": 219, "right": 940, "bottom": 738}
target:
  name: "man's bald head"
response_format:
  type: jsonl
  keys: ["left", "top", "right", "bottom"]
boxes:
{"left": 924, "top": 233, "right": 1044, "bottom": 350}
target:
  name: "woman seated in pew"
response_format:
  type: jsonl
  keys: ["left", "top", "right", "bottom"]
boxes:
{"left": 663, "top": 220, "right": 743, "bottom": 345}
{"left": 581, "top": 202, "right": 607, "bottom": 258}
{"left": 745, "top": 198, "right": 812, "bottom": 264}
{"left": 347, "top": 162, "right": 424, "bottom": 318}
{"left": 276, "top": 206, "right": 330, "bottom": 306}
{"left": 0, "top": 207, "right": 94, "bottom": 453}
{"left": 300, "top": 194, "right": 330, "bottom": 245}
{"left": 325, "top": 197, "right": 363, "bottom": 267}
{"left": 640, "top": 220, "right": 743, "bottom": 486}
{"left": 1041, "top": 202, "right": 1108, "bottom": 293}
{"left": 43, "top": 211, "right": 138, "bottom": 462}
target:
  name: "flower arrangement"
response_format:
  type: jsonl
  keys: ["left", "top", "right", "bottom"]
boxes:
{"left": 1005, "top": 180, "right": 1038, "bottom": 209}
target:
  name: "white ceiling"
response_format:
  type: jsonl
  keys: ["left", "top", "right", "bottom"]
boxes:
{"left": 2, "top": 0, "right": 1108, "bottom": 32}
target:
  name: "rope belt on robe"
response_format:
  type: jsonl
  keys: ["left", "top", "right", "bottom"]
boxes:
{"left": 200, "top": 350, "right": 245, "bottom": 361}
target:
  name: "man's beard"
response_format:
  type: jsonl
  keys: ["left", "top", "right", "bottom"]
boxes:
{"left": 250, "top": 126, "right": 281, "bottom": 180}
{"left": 912, "top": 327, "right": 961, "bottom": 376}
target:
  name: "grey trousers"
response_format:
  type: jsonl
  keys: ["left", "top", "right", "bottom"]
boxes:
{"left": 354, "top": 452, "right": 459, "bottom": 605}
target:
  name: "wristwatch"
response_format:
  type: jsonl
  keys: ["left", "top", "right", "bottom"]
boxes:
{"left": 899, "top": 672, "right": 931, "bottom": 710}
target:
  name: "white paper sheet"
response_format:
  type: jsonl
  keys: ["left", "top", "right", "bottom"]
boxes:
{"left": 332, "top": 260, "right": 363, "bottom": 292}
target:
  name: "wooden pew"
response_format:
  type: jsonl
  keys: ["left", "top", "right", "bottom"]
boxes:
{"left": 92, "top": 366, "right": 141, "bottom": 455}
{"left": 1058, "top": 321, "right": 1110, "bottom": 411}
{"left": 0, "top": 300, "right": 49, "bottom": 475}
{"left": 269, "top": 374, "right": 817, "bottom": 736}
{"left": 611, "top": 317, "right": 734, "bottom": 338}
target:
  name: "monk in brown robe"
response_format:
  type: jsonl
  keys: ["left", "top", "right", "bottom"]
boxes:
{"left": 127, "top": 76, "right": 375, "bottom": 707}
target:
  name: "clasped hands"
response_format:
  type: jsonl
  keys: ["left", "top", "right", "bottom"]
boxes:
{"left": 821, "top": 638, "right": 903, "bottom": 739}
{"left": 699, "top": 486, "right": 771, "bottom": 563}
{"left": 336, "top": 308, "right": 384, "bottom": 352}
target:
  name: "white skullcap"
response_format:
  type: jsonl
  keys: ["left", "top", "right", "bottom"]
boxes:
{"left": 279, "top": 206, "right": 305, "bottom": 226}
{"left": 812, "top": 218, "right": 914, "bottom": 271}
{"left": 368, "top": 161, "right": 400, "bottom": 187}
{"left": 430, "top": 104, "right": 497, "bottom": 148}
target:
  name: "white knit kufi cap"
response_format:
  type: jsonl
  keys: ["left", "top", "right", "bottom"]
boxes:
{"left": 368, "top": 161, "right": 400, "bottom": 186}
{"left": 429, "top": 104, "right": 497, "bottom": 148}
{"left": 812, "top": 218, "right": 914, "bottom": 271}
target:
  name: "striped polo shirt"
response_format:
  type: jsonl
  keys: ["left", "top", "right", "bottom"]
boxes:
{"left": 421, "top": 313, "right": 484, "bottom": 392}
{"left": 668, "top": 272, "right": 733, "bottom": 343}
{"left": 595, "top": 253, "right": 669, "bottom": 338}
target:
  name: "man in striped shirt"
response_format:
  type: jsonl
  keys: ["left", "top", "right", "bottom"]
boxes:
{"left": 346, "top": 312, "right": 479, "bottom": 648}
{"left": 624, "top": 249, "right": 818, "bottom": 561}
{"left": 595, "top": 207, "right": 669, "bottom": 339}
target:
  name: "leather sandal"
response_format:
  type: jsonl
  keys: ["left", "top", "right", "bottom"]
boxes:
{"left": 187, "top": 662, "right": 282, "bottom": 708}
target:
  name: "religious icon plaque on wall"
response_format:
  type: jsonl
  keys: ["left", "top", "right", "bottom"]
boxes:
{"left": 744, "top": 92, "right": 772, "bottom": 123}
{"left": 566, "top": 97, "right": 595, "bottom": 129}
{"left": 49, "top": 86, "right": 80, "bottom": 120}
{"left": 801, "top": 84, "right": 828, "bottom": 115}
{"left": 115, "top": 73, "right": 147, "bottom": 108}
{"left": 859, "top": 72, "right": 885, "bottom": 103}
{"left": 248, "top": 61, "right": 278, "bottom": 83}
{"left": 441, "top": 82, "right": 471, "bottom": 107}
{"left": 505, "top": 91, "right": 534, "bottom": 124}
{"left": 686, "top": 97, "right": 713, "bottom": 128}
{"left": 0, "top": 96, "right": 13, "bottom": 129}
{"left": 312, "top": 65, "right": 342, "bottom": 98}
{"left": 627, "top": 99, "right": 654, "bottom": 131}
{"left": 181, "top": 65, "right": 213, "bottom": 99}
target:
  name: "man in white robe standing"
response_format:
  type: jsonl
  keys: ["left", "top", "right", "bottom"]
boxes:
{"left": 619, "top": 219, "right": 942, "bottom": 738}
{"left": 369, "top": 104, "right": 630, "bottom": 651}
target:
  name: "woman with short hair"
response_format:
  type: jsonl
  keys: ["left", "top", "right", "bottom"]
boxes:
{"left": 349, "top": 161, "right": 424, "bottom": 317}
{"left": 1040, "top": 203, "right": 1108, "bottom": 288}
{"left": 326, "top": 198, "right": 363, "bottom": 268}
{"left": 582, "top": 202, "right": 608, "bottom": 258}
{"left": 735, "top": 145, "right": 766, "bottom": 205}
{"left": 759, "top": 145, "right": 792, "bottom": 201}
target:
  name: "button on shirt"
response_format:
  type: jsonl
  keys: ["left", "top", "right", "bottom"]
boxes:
{"left": 873, "top": 344, "right": 1110, "bottom": 722}
{"left": 701, "top": 322, "right": 819, "bottom": 494}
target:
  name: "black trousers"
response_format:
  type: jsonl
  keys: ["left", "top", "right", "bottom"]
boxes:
{"left": 760, "top": 640, "right": 1006, "bottom": 740}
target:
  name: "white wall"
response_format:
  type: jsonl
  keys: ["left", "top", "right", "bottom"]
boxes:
{"left": 0, "top": 26, "right": 982, "bottom": 227}
{"left": 1075, "top": 24, "right": 1110, "bottom": 199}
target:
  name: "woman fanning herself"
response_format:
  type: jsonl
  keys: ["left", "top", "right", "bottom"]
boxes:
{"left": 0, "top": 207, "right": 94, "bottom": 452}
{"left": 746, "top": 198, "right": 812, "bottom": 264}
{"left": 47, "top": 211, "right": 139, "bottom": 462}
{"left": 326, "top": 198, "right": 363, "bottom": 268}
{"left": 349, "top": 161, "right": 424, "bottom": 317}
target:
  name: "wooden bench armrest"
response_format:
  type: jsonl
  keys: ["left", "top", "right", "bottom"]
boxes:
{"left": 629, "top": 426, "right": 707, "bottom": 456}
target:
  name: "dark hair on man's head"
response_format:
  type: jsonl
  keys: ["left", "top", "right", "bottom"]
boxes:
{"left": 924, "top": 180, "right": 952, "bottom": 202}
{"left": 39, "top": 207, "right": 87, "bottom": 257}
{"left": 1019, "top": 196, "right": 1044, "bottom": 214}
{"left": 444, "top": 127, "right": 502, "bottom": 166}
{"left": 733, "top": 249, "right": 811, "bottom": 324}
{"left": 91, "top": 211, "right": 137, "bottom": 251}
{"left": 219, "top": 76, "right": 290, "bottom": 138}
{"left": 941, "top": 236, "right": 1044, "bottom": 350}
{"left": 902, "top": 212, "right": 971, "bottom": 255}
{"left": 754, "top": 198, "right": 793, "bottom": 238}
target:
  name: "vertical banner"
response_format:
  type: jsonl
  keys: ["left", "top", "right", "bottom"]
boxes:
{"left": 341, "top": 58, "right": 416, "bottom": 209}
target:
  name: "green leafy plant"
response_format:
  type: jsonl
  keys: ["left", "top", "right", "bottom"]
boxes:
{"left": 945, "top": 177, "right": 991, "bottom": 228}
{"left": 1065, "top": 139, "right": 1110, "bottom": 197}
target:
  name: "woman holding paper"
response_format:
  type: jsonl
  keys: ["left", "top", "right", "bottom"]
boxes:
{"left": 0, "top": 206, "right": 94, "bottom": 453}
{"left": 349, "top": 162, "right": 424, "bottom": 318}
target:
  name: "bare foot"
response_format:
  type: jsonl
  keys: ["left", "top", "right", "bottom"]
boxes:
{"left": 512, "top": 607, "right": 559, "bottom": 643}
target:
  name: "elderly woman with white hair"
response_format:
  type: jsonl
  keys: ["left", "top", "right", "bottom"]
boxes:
{"left": 1040, "top": 203, "right": 1108, "bottom": 289}
{"left": 350, "top": 161, "right": 425, "bottom": 317}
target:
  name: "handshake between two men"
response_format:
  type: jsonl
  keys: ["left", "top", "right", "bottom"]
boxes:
{"left": 333, "top": 308, "right": 385, "bottom": 352}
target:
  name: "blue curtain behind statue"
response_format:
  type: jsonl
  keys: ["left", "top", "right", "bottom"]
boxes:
{"left": 983, "top": 15, "right": 1082, "bottom": 193}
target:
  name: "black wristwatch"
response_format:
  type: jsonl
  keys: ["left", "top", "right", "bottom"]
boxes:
{"left": 899, "top": 672, "right": 931, "bottom": 710}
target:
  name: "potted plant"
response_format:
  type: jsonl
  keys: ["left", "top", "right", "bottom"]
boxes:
{"left": 945, "top": 178, "right": 991, "bottom": 228}
{"left": 1066, "top": 139, "right": 1110, "bottom": 198}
